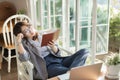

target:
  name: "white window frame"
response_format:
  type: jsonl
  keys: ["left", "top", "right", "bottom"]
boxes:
{"left": 91, "top": 0, "right": 97, "bottom": 63}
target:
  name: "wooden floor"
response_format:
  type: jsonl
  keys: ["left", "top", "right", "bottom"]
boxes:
{"left": 1, "top": 58, "right": 18, "bottom": 80}
{"left": 0, "top": 47, "right": 18, "bottom": 80}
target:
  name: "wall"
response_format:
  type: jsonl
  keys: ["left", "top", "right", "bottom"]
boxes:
{"left": 0, "top": 0, "right": 36, "bottom": 28}
{"left": 0, "top": 0, "right": 28, "bottom": 15}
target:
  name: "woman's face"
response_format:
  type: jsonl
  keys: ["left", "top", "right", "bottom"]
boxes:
{"left": 21, "top": 23, "right": 36, "bottom": 39}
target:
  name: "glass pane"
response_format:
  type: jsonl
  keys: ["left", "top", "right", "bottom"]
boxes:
{"left": 55, "top": 0, "right": 62, "bottom": 14}
{"left": 70, "top": 0, "right": 76, "bottom": 20}
{"left": 51, "top": 17, "right": 54, "bottom": 27}
{"left": 79, "top": 27, "right": 92, "bottom": 49}
{"left": 96, "top": 25, "right": 108, "bottom": 54}
{"left": 97, "top": 0, "right": 109, "bottom": 24}
{"left": 55, "top": 16, "right": 62, "bottom": 28}
{"left": 80, "top": 0, "right": 93, "bottom": 20}
{"left": 50, "top": 0, "right": 54, "bottom": 15}
{"left": 43, "top": 0, "right": 48, "bottom": 16}
{"left": 70, "top": 23, "right": 75, "bottom": 47}
{"left": 43, "top": 17, "right": 48, "bottom": 29}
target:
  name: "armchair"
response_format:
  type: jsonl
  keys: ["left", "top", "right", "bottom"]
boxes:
{"left": 1, "top": 14, "right": 32, "bottom": 72}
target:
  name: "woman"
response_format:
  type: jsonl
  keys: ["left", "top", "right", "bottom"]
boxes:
{"left": 13, "top": 21, "right": 89, "bottom": 80}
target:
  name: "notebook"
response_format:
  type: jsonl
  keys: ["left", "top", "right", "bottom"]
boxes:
{"left": 57, "top": 63, "right": 105, "bottom": 80}
{"left": 70, "top": 63, "right": 104, "bottom": 80}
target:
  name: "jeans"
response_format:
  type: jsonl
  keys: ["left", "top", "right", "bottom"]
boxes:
{"left": 44, "top": 48, "right": 89, "bottom": 78}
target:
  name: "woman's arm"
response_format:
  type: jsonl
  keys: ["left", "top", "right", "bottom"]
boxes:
{"left": 16, "top": 33, "right": 26, "bottom": 54}
{"left": 47, "top": 41, "right": 58, "bottom": 54}
{"left": 16, "top": 33, "right": 30, "bottom": 61}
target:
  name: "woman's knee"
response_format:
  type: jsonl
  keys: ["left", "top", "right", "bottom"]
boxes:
{"left": 77, "top": 48, "right": 89, "bottom": 56}
{"left": 79, "top": 48, "right": 89, "bottom": 54}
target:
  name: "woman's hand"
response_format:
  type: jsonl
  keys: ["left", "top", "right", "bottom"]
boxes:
{"left": 16, "top": 33, "right": 26, "bottom": 54}
{"left": 16, "top": 33, "right": 24, "bottom": 43}
{"left": 47, "top": 40, "right": 58, "bottom": 53}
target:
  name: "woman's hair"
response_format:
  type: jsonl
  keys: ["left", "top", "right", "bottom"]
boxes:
{"left": 13, "top": 21, "right": 25, "bottom": 36}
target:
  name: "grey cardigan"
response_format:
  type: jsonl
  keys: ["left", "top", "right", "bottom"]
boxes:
{"left": 19, "top": 35, "right": 61, "bottom": 80}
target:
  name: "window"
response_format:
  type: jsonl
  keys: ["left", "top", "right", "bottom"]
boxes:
{"left": 35, "top": 0, "right": 110, "bottom": 63}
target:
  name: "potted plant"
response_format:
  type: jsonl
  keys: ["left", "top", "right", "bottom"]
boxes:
{"left": 105, "top": 53, "right": 120, "bottom": 79}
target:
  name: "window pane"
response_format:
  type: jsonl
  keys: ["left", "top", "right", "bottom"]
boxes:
{"left": 70, "top": 0, "right": 76, "bottom": 20}
{"left": 43, "top": 17, "right": 48, "bottom": 29}
{"left": 96, "top": 25, "right": 108, "bottom": 53}
{"left": 50, "top": 0, "right": 54, "bottom": 15}
{"left": 43, "top": 0, "right": 48, "bottom": 16}
{"left": 80, "top": 0, "right": 92, "bottom": 19}
{"left": 70, "top": 23, "right": 75, "bottom": 47}
{"left": 51, "top": 17, "right": 54, "bottom": 27}
{"left": 55, "top": 0, "right": 62, "bottom": 14}
{"left": 79, "top": 27, "right": 91, "bottom": 49}
{"left": 55, "top": 16, "right": 62, "bottom": 28}
{"left": 97, "top": 0, "right": 109, "bottom": 24}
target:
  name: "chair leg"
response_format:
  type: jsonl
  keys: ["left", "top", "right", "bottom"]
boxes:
{"left": 8, "top": 49, "right": 11, "bottom": 73}
{"left": 1, "top": 47, "right": 4, "bottom": 62}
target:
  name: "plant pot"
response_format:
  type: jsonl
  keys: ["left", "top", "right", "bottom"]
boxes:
{"left": 106, "top": 64, "right": 120, "bottom": 79}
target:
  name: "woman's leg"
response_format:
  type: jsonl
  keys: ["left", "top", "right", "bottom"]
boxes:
{"left": 62, "top": 48, "right": 89, "bottom": 68}
{"left": 44, "top": 54, "right": 69, "bottom": 78}
{"left": 47, "top": 64, "right": 69, "bottom": 78}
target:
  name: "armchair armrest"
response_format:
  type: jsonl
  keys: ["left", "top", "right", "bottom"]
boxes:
{"left": 17, "top": 59, "right": 34, "bottom": 80}
{"left": 58, "top": 46, "right": 73, "bottom": 56}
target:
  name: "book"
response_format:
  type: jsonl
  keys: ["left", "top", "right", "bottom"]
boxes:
{"left": 41, "top": 29, "right": 60, "bottom": 47}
